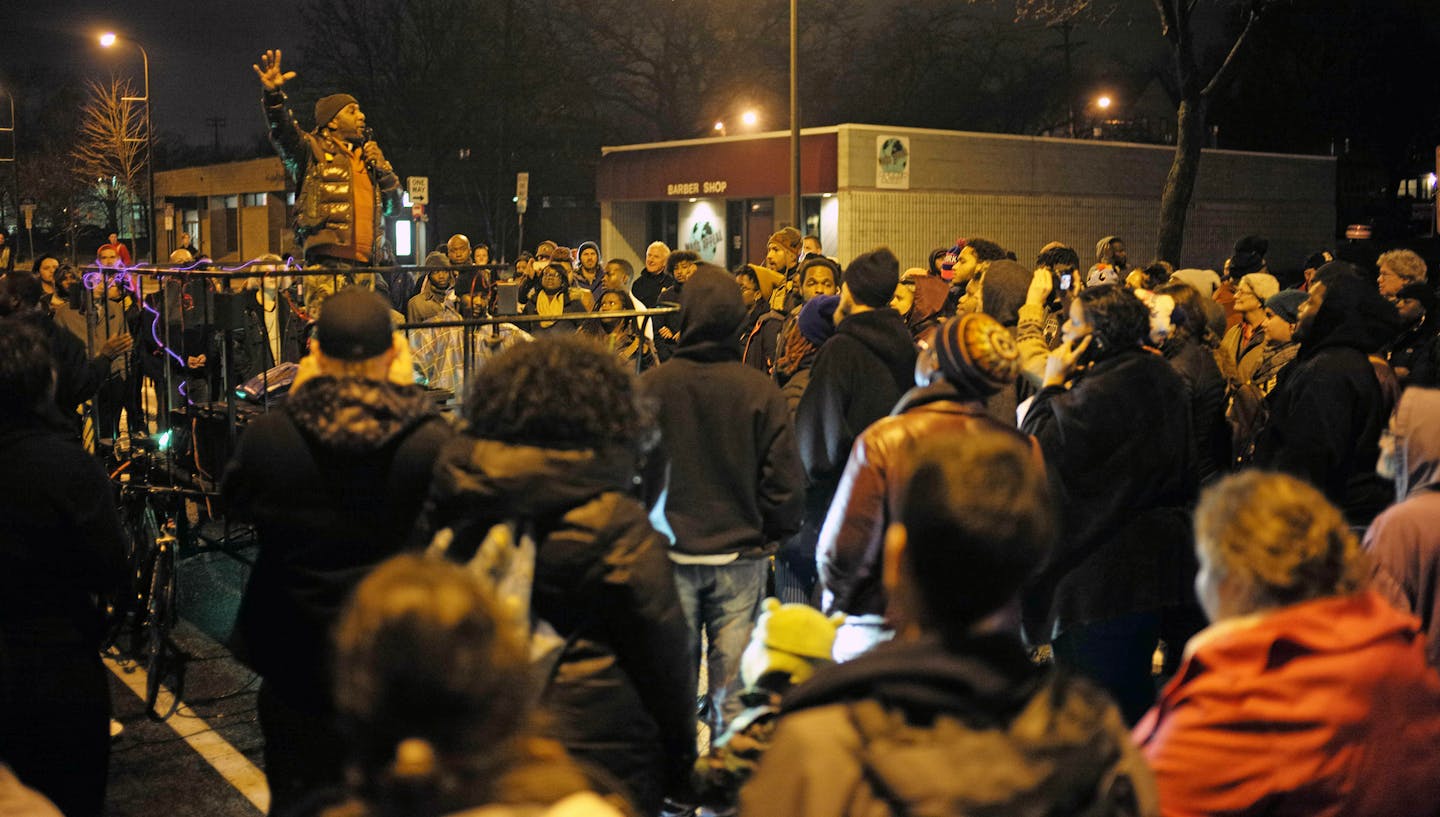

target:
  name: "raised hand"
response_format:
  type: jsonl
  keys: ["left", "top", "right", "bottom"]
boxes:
{"left": 253, "top": 49, "right": 296, "bottom": 91}
{"left": 1043, "top": 334, "right": 1092, "bottom": 388}
{"left": 1027, "top": 267, "right": 1053, "bottom": 307}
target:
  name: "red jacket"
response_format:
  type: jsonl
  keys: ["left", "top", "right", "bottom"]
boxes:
{"left": 1134, "top": 590, "right": 1440, "bottom": 817}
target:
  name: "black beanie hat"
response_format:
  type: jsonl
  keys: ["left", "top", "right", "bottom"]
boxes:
{"left": 315, "top": 287, "right": 393, "bottom": 360}
{"left": 315, "top": 94, "right": 358, "bottom": 130}
{"left": 844, "top": 247, "right": 901, "bottom": 308}
{"left": 1397, "top": 282, "right": 1437, "bottom": 317}
{"left": 1229, "top": 235, "right": 1269, "bottom": 277}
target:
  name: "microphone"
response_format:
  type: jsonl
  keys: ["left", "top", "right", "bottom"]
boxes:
{"left": 360, "top": 126, "right": 377, "bottom": 172}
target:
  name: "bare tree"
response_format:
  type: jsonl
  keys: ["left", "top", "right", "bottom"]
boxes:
{"left": 70, "top": 76, "right": 149, "bottom": 238}
{"left": 983, "top": 0, "right": 1284, "bottom": 263}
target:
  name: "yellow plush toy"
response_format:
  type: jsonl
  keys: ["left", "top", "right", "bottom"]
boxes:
{"left": 739, "top": 598, "right": 845, "bottom": 690}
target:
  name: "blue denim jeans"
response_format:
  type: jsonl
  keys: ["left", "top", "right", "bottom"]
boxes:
{"left": 673, "top": 558, "right": 769, "bottom": 734}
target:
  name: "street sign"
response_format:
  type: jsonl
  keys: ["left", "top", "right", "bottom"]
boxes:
{"left": 412, "top": 203, "right": 425, "bottom": 219}
{"left": 163, "top": 203, "right": 175, "bottom": 231}
{"left": 407, "top": 176, "right": 430, "bottom": 205}
{"left": 516, "top": 171, "right": 529, "bottom": 214}
{"left": 20, "top": 201, "right": 34, "bottom": 230}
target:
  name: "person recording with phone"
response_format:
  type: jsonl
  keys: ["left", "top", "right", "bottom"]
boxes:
{"left": 254, "top": 49, "right": 399, "bottom": 277}
{"left": 1018, "top": 283, "right": 1197, "bottom": 725}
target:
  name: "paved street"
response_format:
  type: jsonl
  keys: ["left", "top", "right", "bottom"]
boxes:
{"left": 104, "top": 549, "right": 267, "bottom": 817}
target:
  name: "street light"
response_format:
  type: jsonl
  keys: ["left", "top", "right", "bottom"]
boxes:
{"left": 741, "top": 110, "right": 759, "bottom": 128}
{"left": 99, "top": 31, "right": 156, "bottom": 265}
{"left": 1096, "top": 95, "right": 1113, "bottom": 110}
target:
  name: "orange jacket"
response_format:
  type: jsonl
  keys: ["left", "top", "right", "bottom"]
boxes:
{"left": 1135, "top": 590, "right": 1440, "bottom": 817}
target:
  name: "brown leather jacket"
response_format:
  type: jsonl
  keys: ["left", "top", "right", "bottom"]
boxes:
{"left": 817, "top": 381, "right": 1043, "bottom": 617}
{"left": 262, "top": 89, "right": 399, "bottom": 260}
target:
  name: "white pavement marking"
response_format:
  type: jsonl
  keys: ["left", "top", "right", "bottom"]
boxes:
{"left": 105, "top": 655, "right": 270, "bottom": 814}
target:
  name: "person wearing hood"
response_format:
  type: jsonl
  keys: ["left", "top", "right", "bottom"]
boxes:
{"left": 818, "top": 313, "right": 1043, "bottom": 660}
{"left": 893, "top": 268, "right": 948, "bottom": 348}
{"left": 221, "top": 287, "right": 453, "bottom": 811}
{"left": 977, "top": 257, "right": 1033, "bottom": 426}
{"left": 640, "top": 264, "right": 805, "bottom": 737}
{"left": 1366, "top": 386, "right": 1440, "bottom": 668}
{"left": 413, "top": 337, "right": 694, "bottom": 815}
{"left": 742, "top": 431, "right": 1157, "bottom": 817}
{"left": 405, "top": 251, "right": 466, "bottom": 394}
{"left": 1254, "top": 264, "right": 1403, "bottom": 525}
{"left": 737, "top": 265, "right": 785, "bottom": 373}
{"left": 1019, "top": 284, "right": 1197, "bottom": 724}
{"left": 1386, "top": 281, "right": 1439, "bottom": 387}
{"left": 1136, "top": 471, "right": 1440, "bottom": 816}
{"left": 406, "top": 250, "right": 458, "bottom": 323}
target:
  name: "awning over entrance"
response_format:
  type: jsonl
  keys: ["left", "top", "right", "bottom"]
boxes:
{"left": 598, "top": 130, "right": 839, "bottom": 202}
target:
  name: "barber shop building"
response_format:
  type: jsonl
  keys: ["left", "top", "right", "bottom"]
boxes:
{"left": 596, "top": 122, "right": 1335, "bottom": 272}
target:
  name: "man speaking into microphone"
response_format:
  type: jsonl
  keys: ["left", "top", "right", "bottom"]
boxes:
{"left": 254, "top": 49, "right": 399, "bottom": 279}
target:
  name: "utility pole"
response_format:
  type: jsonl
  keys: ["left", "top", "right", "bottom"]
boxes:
{"left": 205, "top": 117, "right": 227, "bottom": 157}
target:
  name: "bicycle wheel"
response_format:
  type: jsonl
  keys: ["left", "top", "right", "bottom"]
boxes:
{"left": 126, "top": 505, "right": 165, "bottom": 660}
{"left": 141, "top": 533, "right": 186, "bottom": 720}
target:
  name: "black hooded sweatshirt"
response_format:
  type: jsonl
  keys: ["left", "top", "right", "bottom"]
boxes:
{"left": 640, "top": 267, "right": 805, "bottom": 558}
{"left": 795, "top": 306, "right": 917, "bottom": 485}
{"left": 222, "top": 376, "right": 452, "bottom": 707}
{"left": 1255, "top": 273, "right": 1402, "bottom": 524}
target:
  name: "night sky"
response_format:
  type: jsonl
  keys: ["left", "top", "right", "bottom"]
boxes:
{"left": 4, "top": 0, "right": 304, "bottom": 147}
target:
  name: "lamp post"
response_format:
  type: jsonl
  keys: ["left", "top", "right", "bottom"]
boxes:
{"left": 0, "top": 88, "right": 17, "bottom": 262}
{"left": 99, "top": 31, "right": 156, "bottom": 265}
{"left": 789, "top": 0, "right": 800, "bottom": 233}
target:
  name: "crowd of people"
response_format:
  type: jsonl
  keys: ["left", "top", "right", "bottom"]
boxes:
{"left": 3, "top": 216, "right": 1440, "bottom": 817}
{"left": 8, "top": 62, "right": 1440, "bottom": 809}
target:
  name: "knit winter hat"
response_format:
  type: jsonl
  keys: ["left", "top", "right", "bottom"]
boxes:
{"left": 1240, "top": 272, "right": 1280, "bottom": 302}
{"left": 843, "top": 247, "right": 901, "bottom": 308}
{"left": 315, "top": 94, "right": 358, "bottom": 130}
{"left": 1303, "top": 249, "right": 1335, "bottom": 271}
{"left": 1397, "top": 282, "right": 1437, "bottom": 317}
{"left": 934, "top": 313, "right": 1020, "bottom": 396}
{"left": 315, "top": 287, "right": 393, "bottom": 361}
{"left": 768, "top": 227, "right": 802, "bottom": 256}
{"left": 1229, "top": 235, "right": 1269, "bottom": 276}
{"left": 797, "top": 294, "right": 840, "bottom": 346}
{"left": 1264, "top": 289, "right": 1308, "bottom": 324}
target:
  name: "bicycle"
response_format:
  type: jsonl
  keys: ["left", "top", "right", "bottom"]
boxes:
{"left": 107, "top": 439, "right": 194, "bottom": 721}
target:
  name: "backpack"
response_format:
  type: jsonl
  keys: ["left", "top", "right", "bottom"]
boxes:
{"left": 427, "top": 519, "right": 571, "bottom": 700}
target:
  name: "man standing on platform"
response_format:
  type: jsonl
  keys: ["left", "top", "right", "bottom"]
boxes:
{"left": 254, "top": 49, "right": 399, "bottom": 278}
